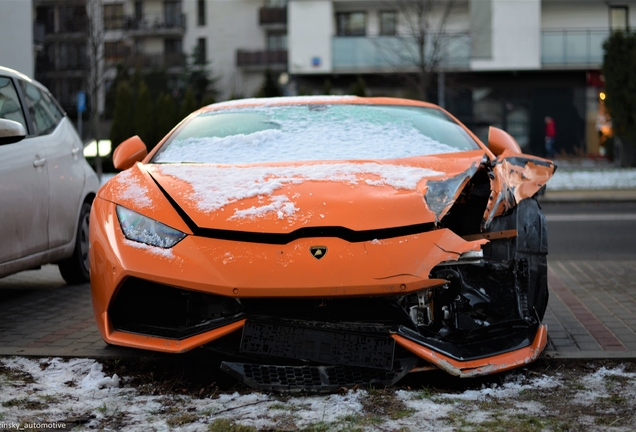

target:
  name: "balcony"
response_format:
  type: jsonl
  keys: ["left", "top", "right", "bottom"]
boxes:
{"left": 541, "top": 29, "right": 609, "bottom": 67}
{"left": 332, "top": 34, "right": 471, "bottom": 73}
{"left": 236, "top": 49, "right": 287, "bottom": 71}
{"left": 259, "top": 7, "right": 287, "bottom": 26}
{"left": 125, "top": 53, "right": 186, "bottom": 70}
{"left": 123, "top": 13, "right": 186, "bottom": 37}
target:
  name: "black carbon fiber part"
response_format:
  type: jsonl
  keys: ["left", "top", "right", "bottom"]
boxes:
{"left": 220, "top": 358, "right": 417, "bottom": 392}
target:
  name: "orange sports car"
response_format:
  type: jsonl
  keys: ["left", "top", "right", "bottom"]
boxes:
{"left": 90, "top": 96, "right": 555, "bottom": 391}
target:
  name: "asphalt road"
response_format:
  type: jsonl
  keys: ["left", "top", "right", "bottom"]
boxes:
{"left": 542, "top": 201, "right": 636, "bottom": 260}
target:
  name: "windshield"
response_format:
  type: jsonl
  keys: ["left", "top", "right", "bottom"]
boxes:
{"left": 152, "top": 104, "right": 480, "bottom": 164}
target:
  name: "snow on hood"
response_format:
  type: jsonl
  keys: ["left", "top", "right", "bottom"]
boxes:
{"left": 147, "top": 151, "right": 486, "bottom": 232}
{"left": 153, "top": 162, "right": 443, "bottom": 214}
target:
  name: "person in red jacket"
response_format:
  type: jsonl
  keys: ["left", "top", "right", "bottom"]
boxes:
{"left": 544, "top": 116, "right": 556, "bottom": 159}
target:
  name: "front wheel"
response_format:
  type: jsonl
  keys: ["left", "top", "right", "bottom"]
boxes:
{"left": 58, "top": 202, "right": 91, "bottom": 285}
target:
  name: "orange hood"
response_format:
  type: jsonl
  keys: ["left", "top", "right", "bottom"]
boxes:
{"left": 101, "top": 150, "right": 486, "bottom": 233}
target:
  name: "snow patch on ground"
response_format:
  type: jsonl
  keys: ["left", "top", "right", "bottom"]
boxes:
{"left": 2, "top": 358, "right": 636, "bottom": 431}
{"left": 546, "top": 168, "right": 636, "bottom": 191}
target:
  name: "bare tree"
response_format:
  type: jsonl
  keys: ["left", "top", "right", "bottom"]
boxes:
{"left": 377, "top": 0, "right": 459, "bottom": 102}
{"left": 86, "top": 0, "right": 105, "bottom": 180}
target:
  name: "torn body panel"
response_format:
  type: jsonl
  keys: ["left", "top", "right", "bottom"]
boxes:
{"left": 483, "top": 151, "right": 555, "bottom": 229}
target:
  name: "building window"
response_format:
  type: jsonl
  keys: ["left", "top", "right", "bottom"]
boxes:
{"left": 379, "top": 11, "right": 397, "bottom": 36}
{"left": 105, "top": 42, "right": 128, "bottom": 65}
{"left": 267, "top": 32, "right": 287, "bottom": 50}
{"left": 104, "top": 4, "right": 124, "bottom": 30}
{"left": 36, "top": 6, "right": 55, "bottom": 34}
{"left": 195, "top": 38, "right": 206, "bottom": 64}
{"left": 337, "top": 12, "right": 367, "bottom": 36}
{"left": 59, "top": 5, "right": 87, "bottom": 33}
{"left": 265, "top": 0, "right": 287, "bottom": 6}
{"left": 610, "top": 6, "right": 628, "bottom": 31}
{"left": 197, "top": 0, "right": 206, "bottom": 26}
{"left": 165, "top": 1, "right": 182, "bottom": 28}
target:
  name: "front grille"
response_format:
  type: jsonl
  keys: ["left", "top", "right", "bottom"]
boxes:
{"left": 241, "top": 320, "right": 395, "bottom": 370}
{"left": 109, "top": 278, "right": 243, "bottom": 339}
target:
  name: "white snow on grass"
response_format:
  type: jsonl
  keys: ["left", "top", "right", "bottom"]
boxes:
{"left": 154, "top": 163, "right": 443, "bottom": 220}
{"left": 112, "top": 169, "right": 152, "bottom": 208}
{"left": 2, "top": 358, "right": 636, "bottom": 431}
{"left": 546, "top": 168, "right": 636, "bottom": 191}
{"left": 572, "top": 365, "right": 636, "bottom": 404}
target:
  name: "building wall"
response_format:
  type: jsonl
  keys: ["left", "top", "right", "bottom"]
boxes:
{"left": 471, "top": 0, "right": 541, "bottom": 71}
{"left": 0, "top": 0, "right": 34, "bottom": 77}
{"left": 289, "top": 0, "right": 333, "bottom": 74}
{"left": 183, "top": 0, "right": 264, "bottom": 99}
{"left": 542, "top": 0, "right": 617, "bottom": 29}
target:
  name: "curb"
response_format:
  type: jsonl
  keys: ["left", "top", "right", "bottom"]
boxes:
{"left": 540, "top": 189, "right": 636, "bottom": 202}
{"left": 542, "top": 350, "right": 636, "bottom": 360}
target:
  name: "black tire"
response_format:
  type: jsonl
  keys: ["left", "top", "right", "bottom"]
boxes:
{"left": 58, "top": 201, "right": 91, "bottom": 285}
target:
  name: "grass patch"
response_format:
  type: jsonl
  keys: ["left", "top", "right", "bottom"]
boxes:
{"left": 167, "top": 412, "right": 198, "bottom": 427}
{"left": 208, "top": 418, "right": 256, "bottom": 432}
{"left": 2, "top": 398, "right": 46, "bottom": 410}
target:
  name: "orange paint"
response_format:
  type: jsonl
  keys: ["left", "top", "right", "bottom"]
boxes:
{"left": 393, "top": 325, "right": 548, "bottom": 377}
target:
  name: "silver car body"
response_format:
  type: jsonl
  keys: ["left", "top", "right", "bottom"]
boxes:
{"left": 0, "top": 66, "right": 98, "bottom": 279}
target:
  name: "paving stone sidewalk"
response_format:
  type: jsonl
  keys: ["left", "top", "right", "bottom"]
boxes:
{"left": 1, "top": 262, "right": 636, "bottom": 359}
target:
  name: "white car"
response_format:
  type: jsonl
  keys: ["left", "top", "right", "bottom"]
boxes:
{"left": 0, "top": 66, "right": 99, "bottom": 284}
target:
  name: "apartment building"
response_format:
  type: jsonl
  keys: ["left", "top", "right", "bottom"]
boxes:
{"left": 284, "top": 0, "right": 635, "bottom": 156}
{"left": 0, "top": 0, "right": 36, "bottom": 78}
{"left": 183, "top": 0, "right": 286, "bottom": 99}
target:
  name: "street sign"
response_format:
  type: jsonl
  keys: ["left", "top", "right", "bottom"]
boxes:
{"left": 77, "top": 91, "right": 86, "bottom": 113}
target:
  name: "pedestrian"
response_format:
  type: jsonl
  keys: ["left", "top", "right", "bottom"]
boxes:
{"left": 544, "top": 116, "right": 556, "bottom": 159}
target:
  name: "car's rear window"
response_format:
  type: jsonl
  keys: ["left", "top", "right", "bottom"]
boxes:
{"left": 152, "top": 104, "right": 480, "bottom": 164}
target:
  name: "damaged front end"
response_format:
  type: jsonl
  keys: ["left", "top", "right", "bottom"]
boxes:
{"left": 213, "top": 154, "right": 555, "bottom": 391}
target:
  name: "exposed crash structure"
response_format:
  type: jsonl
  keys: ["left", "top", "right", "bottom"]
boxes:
{"left": 90, "top": 97, "right": 555, "bottom": 391}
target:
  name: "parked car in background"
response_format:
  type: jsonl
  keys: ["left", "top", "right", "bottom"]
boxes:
{"left": 91, "top": 96, "right": 555, "bottom": 391}
{"left": 0, "top": 66, "right": 99, "bottom": 284}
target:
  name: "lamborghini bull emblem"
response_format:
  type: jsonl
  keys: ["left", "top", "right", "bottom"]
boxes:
{"left": 309, "top": 246, "right": 327, "bottom": 260}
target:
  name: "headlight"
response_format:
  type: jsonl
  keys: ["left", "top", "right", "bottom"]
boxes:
{"left": 116, "top": 205, "right": 186, "bottom": 248}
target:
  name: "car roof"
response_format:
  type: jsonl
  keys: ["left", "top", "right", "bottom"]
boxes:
{"left": 199, "top": 96, "right": 441, "bottom": 114}
{"left": 0, "top": 66, "right": 34, "bottom": 82}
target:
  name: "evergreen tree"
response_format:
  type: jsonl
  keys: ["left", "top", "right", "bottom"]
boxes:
{"left": 109, "top": 81, "right": 135, "bottom": 148}
{"left": 322, "top": 79, "right": 332, "bottom": 95}
{"left": 603, "top": 30, "right": 636, "bottom": 166}
{"left": 133, "top": 81, "right": 154, "bottom": 148}
{"left": 104, "top": 64, "right": 130, "bottom": 119}
{"left": 257, "top": 70, "right": 282, "bottom": 97}
{"left": 154, "top": 92, "right": 179, "bottom": 143}
{"left": 179, "top": 87, "right": 197, "bottom": 121}
{"left": 349, "top": 76, "right": 367, "bottom": 97}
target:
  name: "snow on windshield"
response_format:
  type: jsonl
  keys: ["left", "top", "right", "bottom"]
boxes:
{"left": 153, "top": 162, "right": 444, "bottom": 219}
{"left": 153, "top": 104, "right": 477, "bottom": 164}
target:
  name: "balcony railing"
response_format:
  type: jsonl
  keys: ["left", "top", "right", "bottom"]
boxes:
{"left": 259, "top": 7, "right": 287, "bottom": 25}
{"left": 541, "top": 29, "right": 609, "bottom": 66}
{"left": 125, "top": 53, "right": 186, "bottom": 69}
{"left": 332, "top": 34, "right": 471, "bottom": 72}
{"left": 123, "top": 13, "right": 186, "bottom": 35}
{"left": 236, "top": 49, "right": 287, "bottom": 69}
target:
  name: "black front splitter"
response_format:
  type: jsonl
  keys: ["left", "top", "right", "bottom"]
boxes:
{"left": 220, "top": 358, "right": 418, "bottom": 393}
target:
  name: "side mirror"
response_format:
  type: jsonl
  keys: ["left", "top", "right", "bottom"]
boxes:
{"left": 113, "top": 136, "right": 148, "bottom": 170}
{"left": 0, "top": 118, "right": 26, "bottom": 145}
{"left": 488, "top": 126, "right": 522, "bottom": 156}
